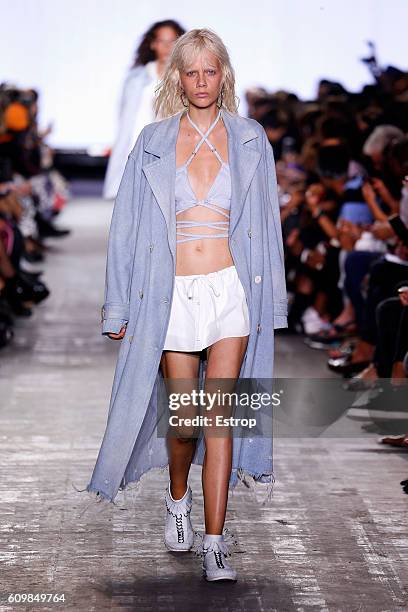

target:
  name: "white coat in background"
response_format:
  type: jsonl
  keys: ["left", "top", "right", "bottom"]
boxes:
{"left": 103, "top": 60, "right": 160, "bottom": 199}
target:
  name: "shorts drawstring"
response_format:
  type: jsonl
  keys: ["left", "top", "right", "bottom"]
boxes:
{"left": 186, "top": 276, "right": 221, "bottom": 301}
{"left": 163, "top": 265, "right": 249, "bottom": 352}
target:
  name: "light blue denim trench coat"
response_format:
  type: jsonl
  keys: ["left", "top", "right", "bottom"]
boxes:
{"left": 82, "top": 107, "right": 288, "bottom": 504}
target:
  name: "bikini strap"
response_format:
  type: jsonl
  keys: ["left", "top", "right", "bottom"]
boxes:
{"left": 185, "top": 109, "right": 224, "bottom": 166}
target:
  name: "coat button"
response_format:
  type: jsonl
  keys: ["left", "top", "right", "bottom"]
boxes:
{"left": 247, "top": 229, "right": 252, "bottom": 238}
{"left": 161, "top": 297, "right": 169, "bottom": 303}
{"left": 256, "top": 323, "right": 261, "bottom": 333}
{"left": 139, "top": 289, "right": 144, "bottom": 299}
{"left": 254, "top": 275, "right": 262, "bottom": 284}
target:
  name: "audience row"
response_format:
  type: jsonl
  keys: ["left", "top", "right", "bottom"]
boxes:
{"left": 0, "top": 83, "right": 71, "bottom": 350}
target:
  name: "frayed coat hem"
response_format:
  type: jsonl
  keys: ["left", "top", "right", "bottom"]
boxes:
{"left": 72, "top": 464, "right": 276, "bottom": 517}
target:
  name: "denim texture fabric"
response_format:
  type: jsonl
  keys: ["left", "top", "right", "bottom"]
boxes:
{"left": 83, "top": 108, "right": 288, "bottom": 504}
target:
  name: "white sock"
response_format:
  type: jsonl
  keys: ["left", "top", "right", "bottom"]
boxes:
{"left": 168, "top": 482, "right": 188, "bottom": 502}
{"left": 203, "top": 533, "right": 224, "bottom": 546}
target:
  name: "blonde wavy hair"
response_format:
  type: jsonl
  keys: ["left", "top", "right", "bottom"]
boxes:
{"left": 153, "top": 28, "right": 239, "bottom": 119}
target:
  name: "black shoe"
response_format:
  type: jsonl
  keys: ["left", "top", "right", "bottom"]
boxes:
{"left": 36, "top": 214, "right": 71, "bottom": 238}
{"left": 23, "top": 250, "right": 45, "bottom": 263}
{"left": 9, "top": 303, "right": 33, "bottom": 317}
{"left": 0, "top": 319, "right": 13, "bottom": 349}
{"left": 3, "top": 273, "right": 50, "bottom": 308}
{"left": 18, "top": 269, "right": 45, "bottom": 284}
{"left": 0, "top": 296, "right": 14, "bottom": 326}
{"left": 3, "top": 276, "right": 32, "bottom": 315}
{"left": 40, "top": 225, "right": 71, "bottom": 238}
{"left": 18, "top": 274, "right": 50, "bottom": 305}
{"left": 327, "top": 355, "right": 371, "bottom": 377}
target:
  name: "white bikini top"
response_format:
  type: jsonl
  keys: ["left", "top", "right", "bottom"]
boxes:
{"left": 175, "top": 109, "right": 231, "bottom": 244}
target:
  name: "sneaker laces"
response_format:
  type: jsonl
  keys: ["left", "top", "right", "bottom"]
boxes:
{"left": 175, "top": 515, "right": 185, "bottom": 543}
{"left": 213, "top": 549, "right": 226, "bottom": 569}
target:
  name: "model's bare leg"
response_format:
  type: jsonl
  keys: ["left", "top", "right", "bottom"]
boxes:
{"left": 161, "top": 350, "right": 200, "bottom": 500}
{"left": 202, "top": 335, "right": 249, "bottom": 534}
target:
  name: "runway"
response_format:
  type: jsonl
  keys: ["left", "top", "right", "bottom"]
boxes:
{"left": 1, "top": 196, "right": 407, "bottom": 611}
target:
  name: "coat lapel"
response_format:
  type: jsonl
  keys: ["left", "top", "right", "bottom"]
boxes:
{"left": 142, "top": 107, "right": 261, "bottom": 260}
{"left": 223, "top": 109, "right": 261, "bottom": 237}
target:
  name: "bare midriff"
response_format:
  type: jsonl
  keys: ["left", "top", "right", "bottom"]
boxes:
{"left": 175, "top": 109, "right": 234, "bottom": 276}
{"left": 175, "top": 235, "right": 234, "bottom": 275}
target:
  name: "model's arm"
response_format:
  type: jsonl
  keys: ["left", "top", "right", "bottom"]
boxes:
{"left": 101, "top": 130, "right": 145, "bottom": 336}
{"left": 261, "top": 129, "right": 289, "bottom": 329}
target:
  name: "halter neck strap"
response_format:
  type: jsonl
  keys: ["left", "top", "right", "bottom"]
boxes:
{"left": 186, "top": 109, "right": 221, "bottom": 137}
{"left": 184, "top": 109, "right": 224, "bottom": 166}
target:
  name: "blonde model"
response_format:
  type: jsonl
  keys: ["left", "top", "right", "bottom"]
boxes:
{"left": 81, "top": 28, "right": 288, "bottom": 584}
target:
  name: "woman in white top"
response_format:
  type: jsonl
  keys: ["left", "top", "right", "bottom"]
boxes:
{"left": 103, "top": 20, "right": 185, "bottom": 199}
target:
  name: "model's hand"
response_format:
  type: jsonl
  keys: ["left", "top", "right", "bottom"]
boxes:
{"left": 107, "top": 325, "right": 127, "bottom": 340}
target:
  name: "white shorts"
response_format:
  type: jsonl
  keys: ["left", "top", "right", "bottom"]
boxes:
{"left": 163, "top": 265, "right": 250, "bottom": 352}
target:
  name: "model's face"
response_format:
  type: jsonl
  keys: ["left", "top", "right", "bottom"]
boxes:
{"left": 151, "top": 27, "right": 178, "bottom": 61}
{"left": 179, "top": 50, "right": 223, "bottom": 109}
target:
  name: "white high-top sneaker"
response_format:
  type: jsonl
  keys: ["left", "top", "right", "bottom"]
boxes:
{"left": 164, "top": 482, "right": 194, "bottom": 552}
{"left": 201, "top": 534, "right": 237, "bottom": 582}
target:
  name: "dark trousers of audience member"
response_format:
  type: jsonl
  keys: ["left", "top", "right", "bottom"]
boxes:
{"left": 7, "top": 221, "right": 25, "bottom": 270}
{"left": 360, "top": 256, "right": 408, "bottom": 345}
{"left": 288, "top": 246, "right": 343, "bottom": 327}
{"left": 344, "top": 250, "right": 384, "bottom": 331}
{"left": 374, "top": 298, "right": 408, "bottom": 377}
